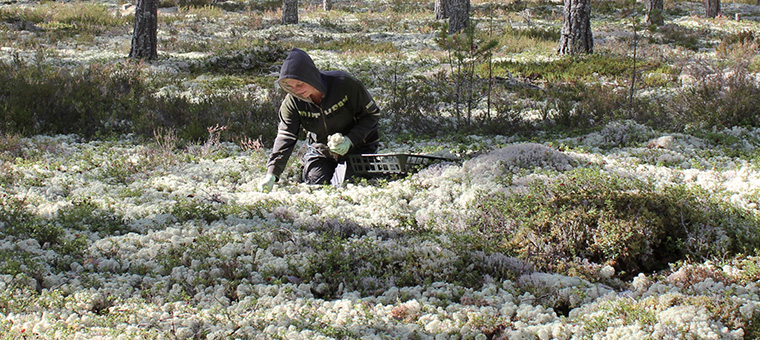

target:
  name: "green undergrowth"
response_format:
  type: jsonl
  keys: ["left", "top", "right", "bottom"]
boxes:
{"left": 0, "top": 2, "right": 131, "bottom": 43}
{"left": 0, "top": 54, "right": 280, "bottom": 143}
{"left": 470, "top": 167, "right": 760, "bottom": 280}
{"left": 494, "top": 53, "right": 674, "bottom": 83}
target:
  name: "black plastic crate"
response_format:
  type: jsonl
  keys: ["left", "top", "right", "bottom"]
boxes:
{"left": 348, "top": 153, "right": 456, "bottom": 175}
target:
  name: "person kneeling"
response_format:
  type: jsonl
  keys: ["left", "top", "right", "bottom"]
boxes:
{"left": 257, "top": 48, "right": 381, "bottom": 192}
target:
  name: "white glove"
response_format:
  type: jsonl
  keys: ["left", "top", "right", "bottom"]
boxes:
{"left": 257, "top": 173, "right": 276, "bottom": 192}
{"left": 328, "top": 133, "right": 352, "bottom": 156}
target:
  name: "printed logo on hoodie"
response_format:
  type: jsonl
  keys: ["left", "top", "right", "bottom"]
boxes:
{"left": 298, "top": 95, "right": 349, "bottom": 118}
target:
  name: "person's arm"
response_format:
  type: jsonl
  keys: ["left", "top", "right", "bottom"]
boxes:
{"left": 266, "top": 97, "right": 301, "bottom": 178}
{"left": 344, "top": 77, "right": 381, "bottom": 146}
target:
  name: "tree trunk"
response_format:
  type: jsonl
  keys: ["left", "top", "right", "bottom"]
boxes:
{"left": 448, "top": 0, "right": 469, "bottom": 33}
{"left": 282, "top": 0, "right": 298, "bottom": 24}
{"left": 323, "top": 0, "right": 332, "bottom": 11}
{"left": 646, "top": 0, "right": 664, "bottom": 26}
{"left": 129, "top": 0, "right": 158, "bottom": 60}
{"left": 558, "top": 0, "right": 593, "bottom": 55}
{"left": 435, "top": 0, "right": 449, "bottom": 20}
{"left": 705, "top": 0, "right": 720, "bottom": 18}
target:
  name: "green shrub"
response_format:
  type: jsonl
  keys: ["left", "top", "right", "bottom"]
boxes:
{"left": 512, "top": 80, "right": 676, "bottom": 133}
{"left": 388, "top": 0, "right": 428, "bottom": 13}
{"left": 523, "top": 82, "right": 627, "bottom": 131}
{"left": 470, "top": 167, "right": 760, "bottom": 278}
{"left": 56, "top": 197, "right": 131, "bottom": 235}
{"left": 238, "top": 0, "right": 280, "bottom": 11}
{"left": 0, "top": 54, "right": 281, "bottom": 143}
{"left": 309, "top": 37, "right": 398, "bottom": 55}
{"left": 718, "top": 30, "right": 758, "bottom": 49}
{"left": 0, "top": 56, "right": 148, "bottom": 138}
{"left": 0, "top": 3, "right": 130, "bottom": 42}
{"left": 0, "top": 133, "right": 26, "bottom": 164}
{"left": 494, "top": 53, "right": 669, "bottom": 83}
{"left": 0, "top": 162, "right": 19, "bottom": 188}
{"left": 590, "top": 0, "right": 640, "bottom": 15}
{"left": 175, "top": 0, "right": 216, "bottom": 8}
{"left": 381, "top": 74, "right": 456, "bottom": 136}
{"left": 482, "top": 88, "right": 535, "bottom": 136}
{"left": 0, "top": 194, "right": 41, "bottom": 240}
{"left": 653, "top": 24, "right": 708, "bottom": 51}
{"left": 193, "top": 44, "right": 288, "bottom": 74}
{"left": 668, "top": 65, "right": 760, "bottom": 130}
{"left": 300, "top": 233, "right": 516, "bottom": 298}
{"left": 0, "top": 194, "right": 91, "bottom": 268}
{"left": 170, "top": 198, "right": 226, "bottom": 224}
{"left": 497, "top": 25, "right": 561, "bottom": 54}
{"left": 133, "top": 91, "right": 279, "bottom": 143}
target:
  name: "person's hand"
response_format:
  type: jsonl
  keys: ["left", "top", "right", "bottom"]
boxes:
{"left": 328, "top": 133, "right": 352, "bottom": 156}
{"left": 257, "top": 173, "right": 276, "bottom": 192}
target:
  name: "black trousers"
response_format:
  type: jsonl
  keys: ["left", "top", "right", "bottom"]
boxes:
{"left": 302, "top": 142, "right": 378, "bottom": 185}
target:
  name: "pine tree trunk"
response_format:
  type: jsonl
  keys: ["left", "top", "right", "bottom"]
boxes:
{"left": 435, "top": 0, "right": 449, "bottom": 20}
{"left": 129, "top": 0, "right": 158, "bottom": 60}
{"left": 646, "top": 0, "right": 664, "bottom": 26}
{"left": 282, "top": 0, "right": 298, "bottom": 24}
{"left": 558, "top": 0, "right": 593, "bottom": 55}
{"left": 323, "top": 0, "right": 332, "bottom": 11}
{"left": 705, "top": 0, "right": 720, "bottom": 18}
{"left": 448, "top": 0, "right": 469, "bottom": 33}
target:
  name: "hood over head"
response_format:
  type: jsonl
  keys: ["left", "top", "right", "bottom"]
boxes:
{"left": 276, "top": 48, "right": 326, "bottom": 102}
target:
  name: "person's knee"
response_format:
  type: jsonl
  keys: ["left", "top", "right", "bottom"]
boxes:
{"left": 304, "top": 167, "right": 332, "bottom": 184}
{"left": 303, "top": 159, "right": 335, "bottom": 184}
{"left": 302, "top": 143, "right": 338, "bottom": 185}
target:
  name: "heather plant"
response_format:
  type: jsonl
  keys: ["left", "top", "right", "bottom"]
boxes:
{"left": 577, "top": 298, "right": 657, "bottom": 334}
{"left": 0, "top": 250, "right": 44, "bottom": 279}
{"left": 716, "top": 29, "right": 759, "bottom": 59}
{"left": 170, "top": 198, "right": 227, "bottom": 224}
{"left": 495, "top": 52, "right": 670, "bottom": 83}
{"left": 195, "top": 35, "right": 270, "bottom": 55}
{"left": 518, "top": 78, "right": 677, "bottom": 132}
{"left": 471, "top": 167, "right": 760, "bottom": 278}
{"left": 498, "top": 25, "right": 559, "bottom": 54}
{"left": 173, "top": 0, "right": 217, "bottom": 8}
{"left": 0, "top": 195, "right": 41, "bottom": 241}
{"left": 97, "top": 150, "right": 153, "bottom": 185}
{"left": 0, "top": 3, "right": 130, "bottom": 40}
{"left": 192, "top": 43, "right": 287, "bottom": 74}
{"left": 521, "top": 82, "right": 623, "bottom": 131}
{"left": 141, "top": 90, "right": 279, "bottom": 143}
{"left": 382, "top": 71, "right": 454, "bottom": 136}
{"left": 0, "top": 194, "right": 90, "bottom": 276}
{"left": 0, "top": 133, "right": 25, "bottom": 162}
{"left": 315, "top": 10, "right": 355, "bottom": 32}
{"left": 0, "top": 162, "right": 19, "bottom": 189}
{"left": 0, "top": 51, "right": 281, "bottom": 143}
{"left": 299, "top": 231, "right": 522, "bottom": 298}
{"left": 653, "top": 24, "right": 707, "bottom": 51}
{"left": 56, "top": 197, "right": 131, "bottom": 235}
{"left": 668, "top": 64, "right": 760, "bottom": 130}
{"left": 311, "top": 37, "right": 399, "bottom": 55}
{"left": 0, "top": 55, "right": 148, "bottom": 138}
{"left": 591, "top": 0, "right": 637, "bottom": 15}
{"left": 730, "top": 253, "right": 760, "bottom": 274}
{"left": 389, "top": 0, "right": 429, "bottom": 13}
{"left": 146, "top": 127, "right": 181, "bottom": 168}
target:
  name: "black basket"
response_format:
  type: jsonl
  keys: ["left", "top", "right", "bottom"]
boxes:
{"left": 348, "top": 153, "right": 456, "bottom": 175}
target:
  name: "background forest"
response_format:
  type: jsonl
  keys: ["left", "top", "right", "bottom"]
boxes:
{"left": 1, "top": 0, "right": 760, "bottom": 338}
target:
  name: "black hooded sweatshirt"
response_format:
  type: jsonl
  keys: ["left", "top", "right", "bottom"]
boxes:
{"left": 266, "top": 48, "right": 381, "bottom": 178}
